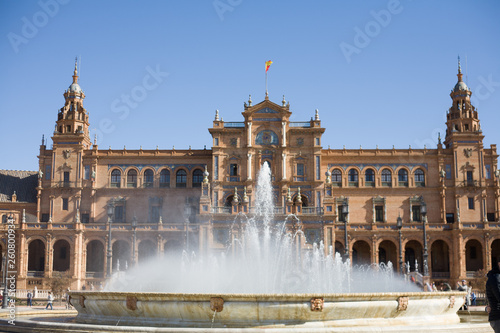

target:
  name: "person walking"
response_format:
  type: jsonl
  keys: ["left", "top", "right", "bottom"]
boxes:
{"left": 26, "top": 290, "right": 33, "bottom": 307}
{"left": 486, "top": 258, "right": 500, "bottom": 332}
{"left": 457, "top": 280, "right": 468, "bottom": 310}
{"left": 45, "top": 291, "right": 54, "bottom": 310}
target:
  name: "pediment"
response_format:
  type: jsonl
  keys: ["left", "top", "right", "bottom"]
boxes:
{"left": 242, "top": 98, "right": 291, "bottom": 120}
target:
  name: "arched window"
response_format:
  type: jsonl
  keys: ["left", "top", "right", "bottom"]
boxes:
{"left": 127, "top": 170, "right": 137, "bottom": 188}
{"left": 144, "top": 169, "right": 154, "bottom": 188}
{"left": 332, "top": 169, "right": 342, "bottom": 187}
{"left": 176, "top": 170, "right": 187, "bottom": 188}
{"left": 192, "top": 169, "right": 204, "bottom": 188}
{"left": 111, "top": 169, "right": 121, "bottom": 188}
{"left": 415, "top": 169, "right": 425, "bottom": 187}
{"left": 398, "top": 169, "right": 408, "bottom": 187}
{"left": 365, "top": 169, "right": 375, "bottom": 186}
{"left": 160, "top": 169, "right": 170, "bottom": 188}
{"left": 348, "top": 169, "right": 358, "bottom": 187}
{"left": 381, "top": 169, "right": 392, "bottom": 187}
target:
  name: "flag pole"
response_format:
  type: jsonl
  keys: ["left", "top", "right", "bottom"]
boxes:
{"left": 265, "top": 71, "right": 268, "bottom": 98}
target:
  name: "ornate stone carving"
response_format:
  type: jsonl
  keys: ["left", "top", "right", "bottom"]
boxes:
{"left": 63, "top": 149, "right": 71, "bottom": 159}
{"left": 464, "top": 148, "right": 473, "bottom": 158}
{"left": 126, "top": 296, "right": 138, "bottom": 311}
{"left": 310, "top": 297, "right": 324, "bottom": 312}
{"left": 210, "top": 297, "right": 224, "bottom": 312}
{"left": 449, "top": 295, "right": 455, "bottom": 308}
{"left": 397, "top": 296, "right": 409, "bottom": 311}
{"left": 79, "top": 295, "right": 86, "bottom": 308}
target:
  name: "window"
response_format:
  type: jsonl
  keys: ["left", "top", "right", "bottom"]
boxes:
{"left": 193, "top": 169, "right": 204, "bottom": 188}
{"left": 412, "top": 205, "right": 421, "bottom": 222}
{"left": 45, "top": 165, "right": 51, "bottom": 180}
{"left": 487, "top": 213, "right": 496, "bottom": 222}
{"left": 84, "top": 165, "right": 90, "bottom": 180}
{"left": 150, "top": 206, "right": 160, "bottom": 223}
{"left": 315, "top": 138, "right": 320, "bottom": 146}
{"left": 143, "top": 169, "right": 154, "bottom": 188}
{"left": 381, "top": 169, "right": 392, "bottom": 187}
{"left": 445, "top": 164, "right": 452, "bottom": 179}
{"left": 468, "top": 197, "right": 475, "bottom": 210}
{"left": 398, "top": 169, "right": 408, "bottom": 186}
{"left": 81, "top": 213, "right": 90, "bottom": 223}
{"left": 375, "top": 206, "right": 384, "bottom": 222}
{"left": 415, "top": 169, "right": 425, "bottom": 187}
{"left": 230, "top": 164, "right": 238, "bottom": 176}
{"left": 214, "top": 156, "right": 219, "bottom": 180}
{"left": 111, "top": 169, "right": 121, "bottom": 188}
{"left": 348, "top": 169, "right": 358, "bottom": 187}
{"left": 305, "top": 229, "right": 320, "bottom": 245}
{"left": 41, "top": 213, "right": 49, "bottom": 222}
{"left": 446, "top": 213, "right": 455, "bottom": 223}
{"left": 176, "top": 170, "right": 187, "bottom": 188}
{"left": 466, "top": 171, "right": 473, "bottom": 186}
{"left": 114, "top": 205, "right": 124, "bottom": 222}
{"left": 365, "top": 169, "right": 375, "bottom": 186}
{"left": 213, "top": 228, "right": 230, "bottom": 245}
{"left": 62, "top": 198, "right": 69, "bottom": 210}
{"left": 160, "top": 169, "right": 170, "bottom": 188}
{"left": 297, "top": 163, "right": 305, "bottom": 176}
{"left": 332, "top": 169, "right": 342, "bottom": 186}
{"left": 63, "top": 171, "right": 70, "bottom": 186}
{"left": 338, "top": 205, "right": 347, "bottom": 222}
{"left": 486, "top": 165, "right": 491, "bottom": 179}
{"left": 214, "top": 138, "right": 219, "bottom": 146}
{"left": 127, "top": 170, "right": 137, "bottom": 188}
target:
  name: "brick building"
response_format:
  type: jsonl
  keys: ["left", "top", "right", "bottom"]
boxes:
{"left": 1, "top": 59, "right": 499, "bottom": 290}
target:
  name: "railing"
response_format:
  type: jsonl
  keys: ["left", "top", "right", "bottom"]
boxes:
{"left": 86, "top": 272, "right": 104, "bottom": 278}
{"left": 462, "top": 180, "right": 480, "bottom": 187}
{"left": 211, "top": 206, "right": 232, "bottom": 214}
{"left": 302, "top": 207, "right": 324, "bottom": 215}
{"left": 431, "top": 272, "right": 450, "bottom": 279}
{"left": 289, "top": 122, "right": 311, "bottom": 128}
{"left": 223, "top": 122, "right": 245, "bottom": 128}
{"left": 226, "top": 176, "right": 240, "bottom": 182}
{"left": 27, "top": 271, "right": 44, "bottom": 277}
{"left": 466, "top": 271, "right": 476, "bottom": 278}
{"left": 58, "top": 181, "right": 74, "bottom": 188}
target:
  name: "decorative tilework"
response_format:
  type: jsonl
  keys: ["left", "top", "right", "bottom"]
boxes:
{"left": 327, "top": 163, "right": 428, "bottom": 171}
{"left": 108, "top": 164, "right": 205, "bottom": 172}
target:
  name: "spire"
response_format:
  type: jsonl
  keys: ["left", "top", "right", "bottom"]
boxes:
{"left": 73, "top": 57, "right": 79, "bottom": 84}
{"left": 457, "top": 55, "right": 463, "bottom": 82}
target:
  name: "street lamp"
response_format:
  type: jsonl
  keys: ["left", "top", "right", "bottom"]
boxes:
{"left": 2, "top": 254, "right": 7, "bottom": 309}
{"left": 397, "top": 215, "right": 403, "bottom": 275}
{"left": 132, "top": 216, "right": 138, "bottom": 267}
{"left": 184, "top": 205, "right": 192, "bottom": 252}
{"left": 106, "top": 201, "right": 115, "bottom": 278}
{"left": 342, "top": 204, "right": 349, "bottom": 261}
{"left": 420, "top": 202, "right": 429, "bottom": 276}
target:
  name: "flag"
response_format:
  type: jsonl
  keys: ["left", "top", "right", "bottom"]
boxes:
{"left": 265, "top": 60, "right": 273, "bottom": 72}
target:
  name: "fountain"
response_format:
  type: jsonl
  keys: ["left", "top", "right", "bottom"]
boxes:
{"left": 68, "top": 163, "right": 468, "bottom": 331}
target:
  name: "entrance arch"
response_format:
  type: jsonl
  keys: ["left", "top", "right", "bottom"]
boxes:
{"left": 405, "top": 240, "right": 422, "bottom": 272}
{"left": 138, "top": 240, "right": 157, "bottom": 263}
{"left": 28, "top": 239, "right": 45, "bottom": 273}
{"left": 378, "top": 240, "right": 397, "bottom": 270}
{"left": 112, "top": 240, "right": 131, "bottom": 271}
{"left": 352, "top": 240, "right": 371, "bottom": 266}
{"left": 86, "top": 240, "right": 104, "bottom": 278}
{"left": 465, "top": 239, "right": 483, "bottom": 272}
{"left": 53, "top": 239, "right": 71, "bottom": 272}
{"left": 431, "top": 240, "right": 450, "bottom": 279}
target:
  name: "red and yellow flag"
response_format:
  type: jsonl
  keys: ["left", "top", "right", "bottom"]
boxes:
{"left": 265, "top": 60, "right": 273, "bottom": 72}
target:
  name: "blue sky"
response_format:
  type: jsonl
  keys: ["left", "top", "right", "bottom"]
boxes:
{"left": 1, "top": 0, "right": 499, "bottom": 171}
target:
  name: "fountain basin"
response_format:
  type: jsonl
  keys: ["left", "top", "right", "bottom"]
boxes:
{"left": 70, "top": 291, "right": 466, "bottom": 329}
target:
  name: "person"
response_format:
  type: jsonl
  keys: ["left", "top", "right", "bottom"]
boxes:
{"left": 27, "top": 290, "right": 33, "bottom": 307}
{"left": 457, "top": 280, "right": 468, "bottom": 310}
{"left": 45, "top": 291, "right": 54, "bottom": 310}
{"left": 432, "top": 282, "right": 438, "bottom": 292}
{"left": 65, "top": 288, "right": 71, "bottom": 309}
{"left": 486, "top": 258, "right": 500, "bottom": 332}
{"left": 471, "top": 291, "right": 477, "bottom": 306}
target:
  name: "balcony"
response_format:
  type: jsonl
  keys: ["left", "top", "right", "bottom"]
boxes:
{"left": 211, "top": 206, "right": 231, "bottom": 214}
{"left": 302, "top": 207, "right": 324, "bottom": 215}
{"left": 462, "top": 180, "right": 479, "bottom": 188}
{"left": 27, "top": 271, "right": 44, "bottom": 278}
{"left": 86, "top": 272, "right": 104, "bottom": 278}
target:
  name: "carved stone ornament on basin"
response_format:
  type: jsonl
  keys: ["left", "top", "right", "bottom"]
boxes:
{"left": 69, "top": 291, "right": 466, "bottom": 329}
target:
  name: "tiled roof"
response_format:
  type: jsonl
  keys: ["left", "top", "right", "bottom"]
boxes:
{"left": 0, "top": 170, "right": 38, "bottom": 203}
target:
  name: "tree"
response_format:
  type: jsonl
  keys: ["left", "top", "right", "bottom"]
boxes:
{"left": 47, "top": 271, "right": 71, "bottom": 306}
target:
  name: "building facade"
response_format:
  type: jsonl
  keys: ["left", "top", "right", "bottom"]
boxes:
{"left": 1, "top": 60, "right": 499, "bottom": 290}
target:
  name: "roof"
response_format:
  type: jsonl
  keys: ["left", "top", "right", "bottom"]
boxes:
{"left": 0, "top": 170, "right": 38, "bottom": 203}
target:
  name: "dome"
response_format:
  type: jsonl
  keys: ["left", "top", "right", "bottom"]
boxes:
{"left": 453, "top": 81, "right": 469, "bottom": 92}
{"left": 68, "top": 83, "right": 82, "bottom": 93}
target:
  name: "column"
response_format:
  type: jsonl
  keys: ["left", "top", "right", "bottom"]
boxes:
{"left": 247, "top": 153, "right": 252, "bottom": 180}
{"left": 282, "top": 122, "right": 286, "bottom": 147}
{"left": 282, "top": 153, "right": 287, "bottom": 180}
{"left": 247, "top": 122, "right": 252, "bottom": 147}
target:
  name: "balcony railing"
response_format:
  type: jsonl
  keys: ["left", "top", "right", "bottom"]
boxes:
{"left": 86, "top": 272, "right": 104, "bottom": 278}
{"left": 211, "top": 206, "right": 232, "bottom": 214}
{"left": 27, "top": 271, "right": 44, "bottom": 277}
{"left": 223, "top": 122, "right": 245, "bottom": 128}
{"left": 462, "top": 180, "right": 479, "bottom": 187}
{"left": 302, "top": 207, "right": 324, "bottom": 215}
{"left": 289, "top": 122, "right": 311, "bottom": 128}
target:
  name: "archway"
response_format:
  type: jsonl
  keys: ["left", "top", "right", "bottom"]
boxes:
{"left": 28, "top": 239, "right": 45, "bottom": 273}
{"left": 405, "top": 240, "right": 422, "bottom": 272}
{"left": 431, "top": 240, "right": 450, "bottom": 279}
{"left": 378, "top": 240, "right": 397, "bottom": 270}
{"left": 491, "top": 239, "right": 500, "bottom": 266}
{"left": 112, "top": 240, "right": 131, "bottom": 271}
{"left": 86, "top": 240, "right": 104, "bottom": 278}
{"left": 352, "top": 240, "right": 371, "bottom": 266}
{"left": 53, "top": 239, "right": 70, "bottom": 272}
{"left": 465, "top": 239, "right": 483, "bottom": 272}
{"left": 138, "top": 240, "right": 157, "bottom": 263}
